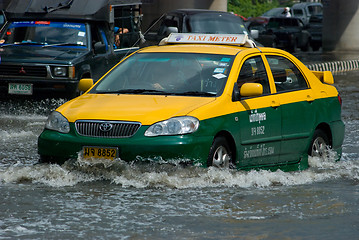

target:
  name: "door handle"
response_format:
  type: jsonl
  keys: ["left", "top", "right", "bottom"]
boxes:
{"left": 271, "top": 100, "right": 280, "bottom": 108}
{"left": 306, "top": 95, "right": 315, "bottom": 103}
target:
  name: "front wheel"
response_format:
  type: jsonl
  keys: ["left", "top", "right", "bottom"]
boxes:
{"left": 308, "top": 129, "right": 331, "bottom": 159}
{"left": 207, "top": 136, "right": 233, "bottom": 168}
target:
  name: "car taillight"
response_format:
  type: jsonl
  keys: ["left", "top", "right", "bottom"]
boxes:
{"left": 338, "top": 95, "right": 342, "bottom": 106}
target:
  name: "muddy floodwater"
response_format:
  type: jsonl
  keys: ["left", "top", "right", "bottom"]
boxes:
{"left": 0, "top": 70, "right": 358, "bottom": 239}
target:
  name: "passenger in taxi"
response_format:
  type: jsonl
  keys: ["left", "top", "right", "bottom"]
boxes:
{"left": 150, "top": 58, "right": 202, "bottom": 92}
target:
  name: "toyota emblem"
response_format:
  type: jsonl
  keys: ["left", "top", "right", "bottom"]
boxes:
{"left": 99, "top": 122, "right": 113, "bottom": 132}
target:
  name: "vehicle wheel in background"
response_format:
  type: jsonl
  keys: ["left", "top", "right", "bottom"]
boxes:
{"left": 288, "top": 38, "right": 297, "bottom": 53}
{"left": 311, "top": 42, "right": 321, "bottom": 51}
{"left": 301, "top": 39, "right": 310, "bottom": 52}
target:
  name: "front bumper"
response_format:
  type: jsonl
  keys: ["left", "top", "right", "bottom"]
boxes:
{"left": 38, "top": 125, "right": 213, "bottom": 166}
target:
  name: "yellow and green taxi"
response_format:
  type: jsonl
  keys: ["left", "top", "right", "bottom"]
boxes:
{"left": 38, "top": 33, "right": 345, "bottom": 171}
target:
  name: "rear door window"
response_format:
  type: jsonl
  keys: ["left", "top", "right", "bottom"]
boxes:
{"left": 266, "top": 55, "right": 308, "bottom": 93}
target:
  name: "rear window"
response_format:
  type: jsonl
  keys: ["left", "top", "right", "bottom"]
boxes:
{"left": 185, "top": 13, "right": 248, "bottom": 35}
{"left": 293, "top": 9, "right": 304, "bottom": 16}
{"left": 308, "top": 5, "right": 323, "bottom": 15}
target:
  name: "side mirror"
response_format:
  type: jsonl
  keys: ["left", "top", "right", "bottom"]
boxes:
{"left": 250, "top": 29, "right": 259, "bottom": 39}
{"left": 166, "top": 26, "right": 178, "bottom": 35}
{"left": 232, "top": 82, "right": 263, "bottom": 101}
{"left": 94, "top": 42, "right": 107, "bottom": 54}
{"left": 240, "top": 83, "right": 263, "bottom": 97}
{"left": 78, "top": 78, "right": 94, "bottom": 92}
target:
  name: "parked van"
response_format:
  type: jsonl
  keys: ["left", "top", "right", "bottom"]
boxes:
{"left": 291, "top": 2, "right": 323, "bottom": 26}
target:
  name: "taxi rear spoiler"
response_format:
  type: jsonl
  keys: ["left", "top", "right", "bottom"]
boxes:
{"left": 311, "top": 71, "right": 334, "bottom": 84}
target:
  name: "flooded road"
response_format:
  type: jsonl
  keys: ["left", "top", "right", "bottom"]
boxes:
{"left": 1, "top": 71, "right": 359, "bottom": 239}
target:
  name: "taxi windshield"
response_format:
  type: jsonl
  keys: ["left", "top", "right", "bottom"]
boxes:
{"left": 0, "top": 21, "right": 87, "bottom": 47}
{"left": 91, "top": 52, "right": 234, "bottom": 97}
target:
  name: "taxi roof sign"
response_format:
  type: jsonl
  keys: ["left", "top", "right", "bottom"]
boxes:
{"left": 161, "top": 33, "right": 256, "bottom": 48}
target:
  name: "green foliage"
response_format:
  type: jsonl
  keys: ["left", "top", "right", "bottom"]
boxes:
{"left": 228, "top": 0, "right": 280, "bottom": 18}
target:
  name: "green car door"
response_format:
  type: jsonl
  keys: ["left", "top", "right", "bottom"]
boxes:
{"left": 235, "top": 56, "right": 283, "bottom": 168}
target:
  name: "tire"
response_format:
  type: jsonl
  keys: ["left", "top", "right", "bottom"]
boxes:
{"left": 308, "top": 129, "right": 331, "bottom": 159}
{"left": 207, "top": 136, "right": 233, "bottom": 168}
{"left": 311, "top": 42, "right": 320, "bottom": 51}
{"left": 288, "top": 40, "right": 297, "bottom": 53}
{"left": 301, "top": 40, "right": 310, "bottom": 52}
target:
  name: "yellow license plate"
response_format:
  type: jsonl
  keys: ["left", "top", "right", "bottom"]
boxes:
{"left": 82, "top": 146, "right": 118, "bottom": 160}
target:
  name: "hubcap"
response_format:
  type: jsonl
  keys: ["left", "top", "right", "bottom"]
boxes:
{"left": 212, "top": 146, "right": 230, "bottom": 168}
{"left": 312, "top": 136, "right": 329, "bottom": 158}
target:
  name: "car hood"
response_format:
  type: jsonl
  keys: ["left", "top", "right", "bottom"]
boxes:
{"left": 0, "top": 45, "right": 87, "bottom": 64}
{"left": 58, "top": 94, "right": 216, "bottom": 125}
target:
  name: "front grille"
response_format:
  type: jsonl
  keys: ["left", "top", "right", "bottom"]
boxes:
{"left": 75, "top": 120, "right": 141, "bottom": 138}
{"left": 0, "top": 64, "right": 47, "bottom": 77}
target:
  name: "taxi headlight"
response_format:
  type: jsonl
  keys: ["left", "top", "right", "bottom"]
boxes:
{"left": 45, "top": 111, "right": 70, "bottom": 133}
{"left": 145, "top": 116, "right": 199, "bottom": 137}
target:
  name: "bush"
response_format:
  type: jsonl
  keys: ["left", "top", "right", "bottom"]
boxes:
{"left": 228, "top": 0, "right": 294, "bottom": 18}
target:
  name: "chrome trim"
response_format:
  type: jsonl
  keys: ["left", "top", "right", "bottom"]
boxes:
{"left": 0, "top": 63, "right": 74, "bottom": 80}
{"left": 75, "top": 120, "right": 142, "bottom": 138}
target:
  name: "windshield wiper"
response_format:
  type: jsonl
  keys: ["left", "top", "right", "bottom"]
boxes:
{"left": 1, "top": 42, "right": 44, "bottom": 47}
{"left": 175, "top": 91, "right": 216, "bottom": 97}
{"left": 96, "top": 89, "right": 169, "bottom": 95}
{"left": 42, "top": 43, "right": 83, "bottom": 48}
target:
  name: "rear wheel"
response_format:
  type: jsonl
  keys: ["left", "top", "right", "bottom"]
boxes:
{"left": 207, "top": 136, "right": 233, "bottom": 168}
{"left": 308, "top": 129, "right": 330, "bottom": 159}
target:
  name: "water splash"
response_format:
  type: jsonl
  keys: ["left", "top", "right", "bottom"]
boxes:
{"left": 1, "top": 154, "right": 358, "bottom": 188}
{"left": 0, "top": 98, "right": 66, "bottom": 116}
